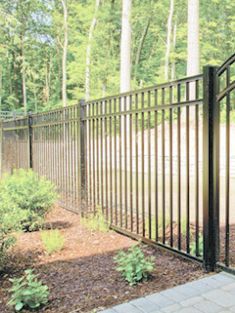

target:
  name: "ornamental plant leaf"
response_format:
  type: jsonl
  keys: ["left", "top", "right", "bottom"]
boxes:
{"left": 8, "top": 269, "right": 49, "bottom": 311}
{"left": 114, "top": 245, "right": 155, "bottom": 285}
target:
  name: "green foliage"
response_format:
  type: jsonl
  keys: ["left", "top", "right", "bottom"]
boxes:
{"left": 81, "top": 207, "right": 109, "bottom": 232}
{"left": 8, "top": 269, "right": 49, "bottom": 311}
{"left": 0, "top": 196, "right": 28, "bottom": 270}
{"left": 114, "top": 245, "right": 155, "bottom": 285}
{"left": 0, "top": 169, "right": 58, "bottom": 231}
{"left": 1, "top": 0, "right": 235, "bottom": 112}
{"left": 190, "top": 235, "right": 203, "bottom": 257}
{"left": 41, "top": 230, "right": 64, "bottom": 255}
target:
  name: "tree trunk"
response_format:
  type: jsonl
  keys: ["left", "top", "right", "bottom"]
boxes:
{"left": 134, "top": 17, "right": 150, "bottom": 83}
{"left": 120, "top": 0, "right": 132, "bottom": 173}
{"left": 187, "top": 0, "right": 200, "bottom": 77}
{"left": 0, "top": 65, "right": 2, "bottom": 111}
{"left": 165, "top": 0, "right": 174, "bottom": 81}
{"left": 187, "top": 0, "right": 200, "bottom": 102}
{"left": 22, "top": 70, "right": 27, "bottom": 113}
{"left": 45, "top": 57, "right": 51, "bottom": 104}
{"left": 61, "top": 0, "right": 68, "bottom": 107}
{"left": 120, "top": 0, "right": 132, "bottom": 93}
{"left": 85, "top": 0, "right": 100, "bottom": 101}
{"left": 171, "top": 22, "right": 177, "bottom": 80}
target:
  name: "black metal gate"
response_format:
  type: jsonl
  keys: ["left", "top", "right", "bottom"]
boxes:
{"left": 216, "top": 55, "right": 235, "bottom": 271}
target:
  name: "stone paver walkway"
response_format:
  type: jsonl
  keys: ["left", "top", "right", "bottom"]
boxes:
{"left": 101, "top": 272, "right": 235, "bottom": 313}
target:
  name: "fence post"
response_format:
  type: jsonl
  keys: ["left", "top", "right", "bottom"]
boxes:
{"left": 28, "top": 112, "right": 33, "bottom": 169}
{"left": 203, "top": 66, "right": 219, "bottom": 271}
{"left": 79, "top": 99, "right": 86, "bottom": 215}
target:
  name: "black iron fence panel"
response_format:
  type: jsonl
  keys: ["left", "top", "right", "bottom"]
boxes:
{"left": 84, "top": 75, "right": 204, "bottom": 261}
{"left": 3, "top": 54, "right": 235, "bottom": 272}
{"left": 31, "top": 106, "right": 81, "bottom": 212}
{"left": 0, "top": 117, "right": 30, "bottom": 174}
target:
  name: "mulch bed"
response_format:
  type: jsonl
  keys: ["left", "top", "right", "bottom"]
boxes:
{"left": 0, "top": 206, "right": 207, "bottom": 313}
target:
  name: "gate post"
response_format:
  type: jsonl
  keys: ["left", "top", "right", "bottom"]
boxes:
{"left": 79, "top": 99, "right": 86, "bottom": 215}
{"left": 28, "top": 112, "right": 33, "bottom": 169}
{"left": 203, "top": 66, "right": 219, "bottom": 271}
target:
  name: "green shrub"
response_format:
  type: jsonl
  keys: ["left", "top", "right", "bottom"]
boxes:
{"left": 190, "top": 235, "right": 203, "bottom": 256}
{"left": 8, "top": 269, "right": 49, "bottom": 311}
{"left": 0, "top": 169, "right": 58, "bottom": 231}
{"left": 114, "top": 245, "right": 155, "bottom": 285}
{"left": 0, "top": 195, "right": 28, "bottom": 270}
{"left": 41, "top": 229, "right": 64, "bottom": 255}
{"left": 81, "top": 207, "right": 109, "bottom": 232}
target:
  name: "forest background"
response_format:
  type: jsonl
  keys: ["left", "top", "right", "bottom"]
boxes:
{"left": 0, "top": 0, "right": 234, "bottom": 113}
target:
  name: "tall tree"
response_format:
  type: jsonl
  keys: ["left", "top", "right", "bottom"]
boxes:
{"left": 61, "top": 0, "right": 68, "bottom": 107}
{"left": 134, "top": 17, "right": 150, "bottom": 83}
{"left": 165, "top": 0, "right": 174, "bottom": 81}
{"left": 120, "top": 0, "right": 132, "bottom": 93}
{"left": 171, "top": 22, "right": 177, "bottom": 80}
{"left": 187, "top": 0, "right": 200, "bottom": 76}
{"left": 85, "top": 0, "right": 100, "bottom": 101}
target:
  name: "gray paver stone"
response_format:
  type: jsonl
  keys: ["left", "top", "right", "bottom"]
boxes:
{"left": 113, "top": 303, "right": 143, "bottom": 313}
{"left": 160, "top": 288, "right": 188, "bottom": 302}
{"left": 145, "top": 293, "right": 174, "bottom": 308}
{"left": 223, "top": 283, "right": 235, "bottom": 295}
{"left": 161, "top": 303, "right": 182, "bottom": 312}
{"left": 193, "top": 299, "right": 223, "bottom": 313}
{"left": 175, "top": 308, "right": 202, "bottom": 313}
{"left": 130, "top": 297, "right": 160, "bottom": 312}
{"left": 180, "top": 296, "right": 203, "bottom": 307}
{"left": 203, "top": 289, "right": 235, "bottom": 308}
{"left": 174, "top": 285, "right": 201, "bottom": 297}
{"left": 100, "top": 273, "right": 235, "bottom": 313}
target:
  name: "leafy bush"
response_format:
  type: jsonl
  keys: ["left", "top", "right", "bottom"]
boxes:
{"left": 8, "top": 269, "right": 49, "bottom": 311}
{"left": 81, "top": 207, "right": 109, "bottom": 232}
{"left": 190, "top": 235, "right": 203, "bottom": 256}
{"left": 0, "top": 196, "right": 28, "bottom": 270}
{"left": 0, "top": 169, "right": 58, "bottom": 231}
{"left": 114, "top": 245, "right": 155, "bottom": 285}
{"left": 41, "top": 230, "right": 64, "bottom": 255}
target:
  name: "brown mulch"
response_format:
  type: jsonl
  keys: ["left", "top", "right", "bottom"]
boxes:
{"left": 0, "top": 206, "right": 207, "bottom": 313}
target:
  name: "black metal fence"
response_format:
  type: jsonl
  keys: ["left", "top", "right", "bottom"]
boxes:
{"left": 1, "top": 54, "right": 235, "bottom": 272}
{"left": 0, "top": 111, "right": 24, "bottom": 120}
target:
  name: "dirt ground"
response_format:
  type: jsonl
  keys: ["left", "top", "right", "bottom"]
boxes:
{"left": 0, "top": 206, "right": 206, "bottom": 313}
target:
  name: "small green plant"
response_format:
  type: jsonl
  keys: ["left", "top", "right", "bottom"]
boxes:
{"left": 0, "top": 195, "right": 28, "bottom": 270}
{"left": 41, "top": 229, "right": 64, "bottom": 255}
{"left": 114, "top": 245, "right": 155, "bottom": 285}
{"left": 81, "top": 207, "right": 109, "bottom": 232}
{"left": 190, "top": 235, "right": 203, "bottom": 256}
{"left": 8, "top": 269, "right": 49, "bottom": 311}
{"left": 0, "top": 169, "right": 58, "bottom": 231}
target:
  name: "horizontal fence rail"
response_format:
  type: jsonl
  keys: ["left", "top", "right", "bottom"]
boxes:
{"left": 2, "top": 54, "right": 235, "bottom": 273}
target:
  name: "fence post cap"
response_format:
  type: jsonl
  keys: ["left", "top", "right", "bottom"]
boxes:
{"left": 79, "top": 99, "right": 85, "bottom": 106}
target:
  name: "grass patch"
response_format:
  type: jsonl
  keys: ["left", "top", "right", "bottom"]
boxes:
{"left": 40, "top": 229, "right": 64, "bottom": 255}
{"left": 81, "top": 208, "right": 109, "bottom": 232}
